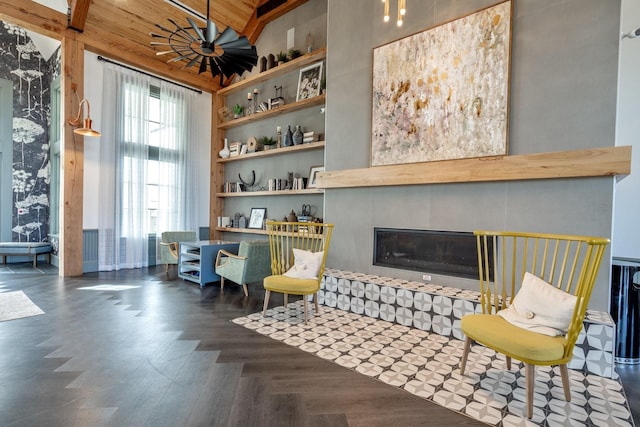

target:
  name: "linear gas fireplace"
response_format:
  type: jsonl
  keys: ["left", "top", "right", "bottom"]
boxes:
{"left": 373, "top": 228, "right": 492, "bottom": 280}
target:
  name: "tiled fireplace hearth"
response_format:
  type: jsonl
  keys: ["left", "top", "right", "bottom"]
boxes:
{"left": 319, "top": 269, "right": 616, "bottom": 379}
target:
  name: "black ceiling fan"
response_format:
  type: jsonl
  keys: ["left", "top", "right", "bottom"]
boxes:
{"left": 150, "top": 0, "right": 258, "bottom": 85}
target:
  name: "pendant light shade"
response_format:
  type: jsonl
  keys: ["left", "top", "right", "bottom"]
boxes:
{"left": 69, "top": 98, "right": 100, "bottom": 137}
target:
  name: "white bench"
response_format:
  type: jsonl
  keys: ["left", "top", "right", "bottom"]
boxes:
{"left": 0, "top": 242, "right": 52, "bottom": 268}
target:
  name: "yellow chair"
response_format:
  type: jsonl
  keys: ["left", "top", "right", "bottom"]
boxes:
{"left": 459, "top": 230, "right": 609, "bottom": 419}
{"left": 262, "top": 221, "right": 334, "bottom": 324}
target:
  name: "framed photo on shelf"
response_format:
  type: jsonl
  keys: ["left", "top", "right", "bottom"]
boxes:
{"left": 307, "top": 165, "right": 324, "bottom": 189}
{"left": 229, "top": 141, "right": 242, "bottom": 157}
{"left": 248, "top": 208, "right": 267, "bottom": 229}
{"left": 296, "top": 61, "right": 323, "bottom": 102}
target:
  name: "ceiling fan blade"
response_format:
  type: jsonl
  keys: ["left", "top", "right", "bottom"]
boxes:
{"left": 208, "top": 57, "right": 223, "bottom": 77}
{"left": 184, "top": 55, "right": 201, "bottom": 68}
{"left": 198, "top": 56, "right": 208, "bottom": 74}
{"left": 206, "top": 19, "right": 218, "bottom": 44}
{"left": 217, "top": 38, "right": 253, "bottom": 50}
{"left": 187, "top": 17, "right": 206, "bottom": 42}
{"left": 154, "top": 23, "right": 174, "bottom": 33}
{"left": 167, "top": 52, "right": 197, "bottom": 62}
{"left": 215, "top": 27, "right": 239, "bottom": 45}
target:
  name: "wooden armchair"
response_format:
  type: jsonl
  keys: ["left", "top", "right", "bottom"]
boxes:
{"left": 262, "top": 221, "right": 334, "bottom": 324}
{"left": 460, "top": 230, "right": 609, "bottom": 419}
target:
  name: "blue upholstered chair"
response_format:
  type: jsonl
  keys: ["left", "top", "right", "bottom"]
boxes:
{"left": 215, "top": 240, "right": 272, "bottom": 296}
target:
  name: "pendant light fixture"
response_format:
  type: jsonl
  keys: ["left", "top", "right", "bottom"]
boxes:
{"left": 68, "top": 89, "right": 100, "bottom": 137}
{"left": 150, "top": 0, "right": 258, "bottom": 85}
{"left": 382, "top": 0, "right": 407, "bottom": 26}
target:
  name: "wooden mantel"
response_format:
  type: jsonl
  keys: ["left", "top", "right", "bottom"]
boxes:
{"left": 316, "top": 146, "right": 631, "bottom": 189}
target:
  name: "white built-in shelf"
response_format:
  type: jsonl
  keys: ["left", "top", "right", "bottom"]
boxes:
{"left": 217, "top": 188, "right": 324, "bottom": 198}
{"left": 216, "top": 141, "right": 325, "bottom": 163}
{"left": 217, "top": 95, "right": 325, "bottom": 130}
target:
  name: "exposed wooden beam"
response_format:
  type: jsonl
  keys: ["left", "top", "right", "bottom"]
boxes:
{"left": 245, "top": 0, "right": 309, "bottom": 43}
{"left": 68, "top": 0, "right": 91, "bottom": 32}
{"left": 256, "top": 0, "right": 309, "bottom": 26}
{"left": 60, "top": 35, "right": 85, "bottom": 277}
{"left": 0, "top": 0, "right": 66, "bottom": 39}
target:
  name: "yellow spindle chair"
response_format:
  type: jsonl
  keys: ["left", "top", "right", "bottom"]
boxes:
{"left": 460, "top": 230, "right": 609, "bottom": 419}
{"left": 262, "top": 221, "right": 334, "bottom": 324}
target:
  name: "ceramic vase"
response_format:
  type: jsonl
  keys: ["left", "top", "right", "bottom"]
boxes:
{"left": 282, "top": 125, "right": 294, "bottom": 147}
{"left": 292, "top": 125, "right": 303, "bottom": 145}
{"left": 219, "top": 138, "right": 230, "bottom": 158}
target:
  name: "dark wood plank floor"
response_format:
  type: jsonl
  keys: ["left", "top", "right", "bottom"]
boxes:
{"left": 0, "top": 264, "right": 637, "bottom": 426}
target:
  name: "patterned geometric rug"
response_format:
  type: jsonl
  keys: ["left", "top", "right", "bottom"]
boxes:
{"left": 0, "top": 290, "right": 45, "bottom": 322}
{"left": 233, "top": 302, "right": 634, "bottom": 427}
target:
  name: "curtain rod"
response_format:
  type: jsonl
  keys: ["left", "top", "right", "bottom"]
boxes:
{"left": 97, "top": 55, "right": 203, "bottom": 94}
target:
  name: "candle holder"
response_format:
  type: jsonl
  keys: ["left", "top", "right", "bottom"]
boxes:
{"left": 253, "top": 88, "right": 259, "bottom": 113}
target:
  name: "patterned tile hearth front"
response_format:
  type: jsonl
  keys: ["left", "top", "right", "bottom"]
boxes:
{"left": 319, "top": 269, "right": 616, "bottom": 379}
{"left": 233, "top": 303, "right": 633, "bottom": 427}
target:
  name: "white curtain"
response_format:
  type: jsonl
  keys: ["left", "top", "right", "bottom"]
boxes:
{"left": 98, "top": 64, "right": 198, "bottom": 271}
{"left": 156, "top": 81, "right": 198, "bottom": 233}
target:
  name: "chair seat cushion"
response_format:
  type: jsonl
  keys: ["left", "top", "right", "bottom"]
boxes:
{"left": 263, "top": 274, "right": 319, "bottom": 294}
{"left": 461, "top": 314, "right": 567, "bottom": 364}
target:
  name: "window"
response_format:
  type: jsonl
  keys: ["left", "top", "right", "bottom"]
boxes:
{"left": 121, "top": 84, "right": 184, "bottom": 237}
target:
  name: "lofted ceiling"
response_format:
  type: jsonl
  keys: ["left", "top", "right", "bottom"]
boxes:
{"left": 2, "top": 0, "right": 309, "bottom": 91}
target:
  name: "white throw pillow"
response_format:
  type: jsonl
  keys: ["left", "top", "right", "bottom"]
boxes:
{"left": 497, "top": 272, "right": 578, "bottom": 336}
{"left": 283, "top": 248, "right": 324, "bottom": 279}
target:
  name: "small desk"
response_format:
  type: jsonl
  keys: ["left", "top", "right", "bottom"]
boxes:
{"left": 178, "top": 240, "right": 240, "bottom": 287}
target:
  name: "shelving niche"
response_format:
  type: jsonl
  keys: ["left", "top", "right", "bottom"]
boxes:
{"left": 212, "top": 48, "right": 327, "bottom": 237}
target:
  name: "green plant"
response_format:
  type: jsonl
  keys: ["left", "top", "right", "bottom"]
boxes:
{"left": 288, "top": 48, "right": 302, "bottom": 60}
{"left": 260, "top": 136, "right": 276, "bottom": 146}
{"left": 276, "top": 51, "right": 288, "bottom": 63}
{"left": 233, "top": 104, "right": 243, "bottom": 115}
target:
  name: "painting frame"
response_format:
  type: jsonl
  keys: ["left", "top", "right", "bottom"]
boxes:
{"left": 248, "top": 208, "right": 267, "bottom": 229}
{"left": 371, "top": 0, "right": 512, "bottom": 166}
{"left": 296, "top": 61, "right": 323, "bottom": 102}
{"left": 307, "top": 165, "right": 324, "bottom": 189}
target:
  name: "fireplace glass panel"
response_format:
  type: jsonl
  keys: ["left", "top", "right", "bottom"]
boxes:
{"left": 373, "top": 228, "right": 491, "bottom": 280}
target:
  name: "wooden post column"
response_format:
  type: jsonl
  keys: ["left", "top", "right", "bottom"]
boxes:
{"left": 60, "top": 36, "right": 85, "bottom": 276}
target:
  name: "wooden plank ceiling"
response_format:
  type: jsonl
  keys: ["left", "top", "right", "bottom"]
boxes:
{"left": 2, "top": 0, "right": 309, "bottom": 92}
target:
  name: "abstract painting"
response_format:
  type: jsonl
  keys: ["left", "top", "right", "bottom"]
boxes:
{"left": 371, "top": 1, "right": 512, "bottom": 166}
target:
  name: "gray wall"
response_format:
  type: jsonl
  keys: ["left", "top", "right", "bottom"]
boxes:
{"left": 324, "top": 0, "right": 620, "bottom": 311}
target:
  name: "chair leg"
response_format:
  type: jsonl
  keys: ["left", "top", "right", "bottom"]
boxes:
{"left": 242, "top": 283, "right": 249, "bottom": 297}
{"left": 220, "top": 277, "right": 224, "bottom": 291}
{"left": 460, "top": 336, "right": 472, "bottom": 374}
{"left": 525, "top": 363, "right": 535, "bottom": 419}
{"left": 284, "top": 293, "right": 288, "bottom": 307}
{"left": 303, "top": 297, "right": 308, "bottom": 324}
{"left": 262, "top": 290, "right": 271, "bottom": 317}
{"left": 313, "top": 293, "right": 320, "bottom": 313}
{"left": 559, "top": 364, "right": 571, "bottom": 401}
{"left": 506, "top": 356, "right": 512, "bottom": 370}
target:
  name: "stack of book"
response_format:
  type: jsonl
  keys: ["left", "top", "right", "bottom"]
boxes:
{"left": 303, "top": 131, "right": 319, "bottom": 144}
